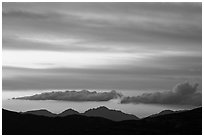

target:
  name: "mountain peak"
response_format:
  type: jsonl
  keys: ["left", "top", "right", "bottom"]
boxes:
{"left": 58, "top": 109, "right": 79, "bottom": 117}
{"left": 159, "top": 110, "right": 174, "bottom": 115}
{"left": 84, "top": 106, "right": 139, "bottom": 121}
{"left": 148, "top": 109, "right": 175, "bottom": 118}
{"left": 24, "top": 109, "right": 56, "bottom": 117}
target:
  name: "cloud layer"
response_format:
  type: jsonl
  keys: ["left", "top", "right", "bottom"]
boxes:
{"left": 14, "top": 82, "right": 201, "bottom": 106}
{"left": 15, "top": 90, "right": 122, "bottom": 101}
{"left": 121, "top": 82, "right": 201, "bottom": 106}
{"left": 3, "top": 3, "right": 202, "bottom": 93}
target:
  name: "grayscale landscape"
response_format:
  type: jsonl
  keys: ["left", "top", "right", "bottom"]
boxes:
{"left": 2, "top": 2, "right": 202, "bottom": 135}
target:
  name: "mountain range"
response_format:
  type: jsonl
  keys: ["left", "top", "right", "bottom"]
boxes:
{"left": 23, "top": 106, "right": 139, "bottom": 121}
{"left": 2, "top": 107, "right": 202, "bottom": 135}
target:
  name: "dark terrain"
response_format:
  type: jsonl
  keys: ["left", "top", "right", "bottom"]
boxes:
{"left": 2, "top": 107, "right": 202, "bottom": 135}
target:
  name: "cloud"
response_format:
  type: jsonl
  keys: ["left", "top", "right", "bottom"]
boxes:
{"left": 3, "top": 10, "right": 49, "bottom": 19}
{"left": 3, "top": 3, "right": 201, "bottom": 52}
{"left": 12, "top": 81, "right": 201, "bottom": 106}
{"left": 2, "top": 3, "right": 202, "bottom": 98}
{"left": 3, "top": 66, "right": 201, "bottom": 92}
{"left": 3, "top": 70, "right": 199, "bottom": 92}
{"left": 14, "top": 90, "right": 122, "bottom": 101}
{"left": 120, "top": 81, "right": 201, "bottom": 106}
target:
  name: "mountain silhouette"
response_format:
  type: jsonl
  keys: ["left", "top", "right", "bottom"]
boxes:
{"left": 158, "top": 110, "right": 174, "bottom": 115}
{"left": 58, "top": 109, "right": 80, "bottom": 117}
{"left": 21, "top": 106, "right": 139, "bottom": 121}
{"left": 23, "top": 109, "right": 56, "bottom": 117}
{"left": 149, "top": 109, "right": 187, "bottom": 117}
{"left": 2, "top": 107, "right": 201, "bottom": 135}
{"left": 84, "top": 106, "right": 139, "bottom": 121}
{"left": 149, "top": 110, "right": 174, "bottom": 117}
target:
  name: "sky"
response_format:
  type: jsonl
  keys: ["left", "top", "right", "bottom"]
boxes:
{"left": 2, "top": 2, "right": 202, "bottom": 92}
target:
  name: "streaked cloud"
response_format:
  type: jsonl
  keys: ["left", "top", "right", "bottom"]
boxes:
{"left": 3, "top": 2, "right": 201, "bottom": 51}
{"left": 2, "top": 2, "right": 202, "bottom": 92}
{"left": 3, "top": 66, "right": 202, "bottom": 91}
{"left": 3, "top": 50, "right": 144, "bottom": 69}
{"left": 2, "top": 9, "right": 50, "bottom": 19}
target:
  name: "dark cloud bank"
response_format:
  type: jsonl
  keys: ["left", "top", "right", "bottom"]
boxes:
{"left": 15, "top": 82, "right": 201, "bottom": 106}
{"left": 121, "top": 82, "right": 201, "bottom": 106}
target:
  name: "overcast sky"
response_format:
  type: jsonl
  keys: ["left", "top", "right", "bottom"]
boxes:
{"left": 2, "top": 2, "right": 202, "bottom": 92}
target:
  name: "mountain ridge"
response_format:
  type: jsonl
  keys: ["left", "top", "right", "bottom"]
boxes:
{"left": 21, "top": 106, "right": 139, "bottom": 121}
{"left": 83, "top": 106, "right": 139, "bottom": 121}
{"left": 23, "top": 109, "right": 57, "bottom": 117}
{"left": 2, "top": 107, "right": 201, "bottom": 135}
{"left": 148, "top": 109, "right": 187, "bottom": 118}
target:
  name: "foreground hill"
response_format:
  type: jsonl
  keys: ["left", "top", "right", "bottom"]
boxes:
{"left": 2, "top": 107, "right": 201, "bottom": 135}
